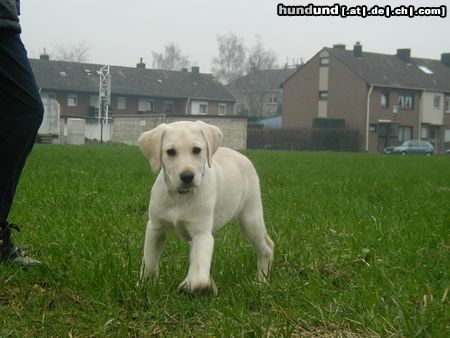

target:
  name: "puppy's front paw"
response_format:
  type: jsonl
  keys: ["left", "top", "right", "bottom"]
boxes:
{"left": 140, "top": 274, "right": 159, "bottom": 286}
{"left": 140, "top": 263, "right": 159, "bottom": 285}
{"left": 257, "top": 268, "right": 270, "bottom": 284}
{"left": 178, "top": 277, "right": 218, "bottom": 297}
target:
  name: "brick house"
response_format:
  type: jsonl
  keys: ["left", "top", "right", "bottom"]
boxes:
{"left": 226, "top": 67, "right": 297, "bottom": 118}
{"left": 30, "top": 55, "right": 235, "bottom": 119}
{"left": 281, "top": 43, "right": 450, "bottom": 153}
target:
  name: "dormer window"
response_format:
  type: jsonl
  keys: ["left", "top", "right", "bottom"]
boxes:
{"left": 417, "top": 65, "right": 433, "bottom": 74}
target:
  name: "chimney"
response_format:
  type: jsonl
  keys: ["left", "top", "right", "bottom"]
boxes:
{"left": 333, "top": 43, "right": 346, "bottom": 50}
{"left": 441, "top": 53, "right": 450, "bottom": 67}
{"left": 136, "top": 57, "right": 146, "bottom": 69}
{"left": 353, "top": 42, "right": 362, "bottom": 58}
{"left": 40, "top": 48, "right": 50, "bottom": 61}
{"left": 397, "top": 49, "right": 411, "bottom": 63}
{"left": 191, "top": 66, "right": 200, "bottom": 76}
{"left": 181, "top": 67, "right": 188, "bottom": 72}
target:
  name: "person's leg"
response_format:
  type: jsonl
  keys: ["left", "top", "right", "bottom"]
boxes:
{"left": 0, "top": 31, "right": 44, "bottom": 263}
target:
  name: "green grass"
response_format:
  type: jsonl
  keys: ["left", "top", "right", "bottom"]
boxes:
{"left": 1, "top": 145, "right": 449, "bottom": 337}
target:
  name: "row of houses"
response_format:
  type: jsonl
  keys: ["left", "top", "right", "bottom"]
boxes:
{"left": 281, "top": 43, "right": 450, "bottom": 153}
{"left": 31, "top": 55, "right": 235, "bottom": 119}
{"left": 31, "top": 43, "right": 450, "bottom": 152}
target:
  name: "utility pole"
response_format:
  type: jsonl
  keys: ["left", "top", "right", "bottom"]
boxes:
{"left": 98, "top": 65, "right": 111, "bottom": 143}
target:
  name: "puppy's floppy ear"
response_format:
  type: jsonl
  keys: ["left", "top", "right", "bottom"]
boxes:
{"left": 137, "top": 123, "right": 167, "bottom": 173}
{"left": 197, "top": 121, "right": 223, "bottom": 168}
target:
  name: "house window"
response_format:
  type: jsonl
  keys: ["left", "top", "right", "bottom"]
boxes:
{"left": 218, "top": 103, "right": 226, "bottom": 115}
{"left": 319, "top": 91, "right": 328, "bottom": 100}
{"left": 445, "top": 129, "right": 450, "bottom": 142}
{"left": 164, "top": 101, "right": 174, "bottom": 113}
{"left": 446, "top": 96, "right": 450, "bottom": 113}
{"left": 191, "top": 101, "right": 208, "bottom": 115}
{"left": 421, "top": 126, "right": 428, "bottom": 139}
{"left": 67, "top": 94, "right": 78, "bottom": 107}
{"left": 433, "top": 95, "right": 441, "bottom": 110}
{"left": 138, "top": 98, "right": 154, "bottom": 113}
{"left": 381, "top": 92, "right": 389, "bottom": 108}
{"left": 320, "top": 57, "right": 329, "bottom": 66}
{"left": 237, "top": 103, "right": 249, "bottom": 116}
{"left": 88, "top": 95, "right": 99, "bottom": 116}
{"left": 398, "top": 126, "right": 412, "bottom": 142}
{"left": 117, "top": 96, "right": 126, "bottom": 110}
{"left": 398, "top": 93, "right": 414, "bottom": 110}
{"left": 429, "top": 127, "right": 437, "bottom": 142}
{"left": 199, "top": 104, "right": 208, "bottom": 114}
{"left": 90, "top": 95, "right": 99, "bottom": 108}
{"left": 267, "top": 94, "right": 278, "bottom": 104}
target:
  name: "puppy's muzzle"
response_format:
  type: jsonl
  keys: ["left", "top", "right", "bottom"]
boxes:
{"left": 178, "top": 170, "right": 195, "bottom": 194}
{"left": 180, "top": 170, "right": 195, "bottom": 184}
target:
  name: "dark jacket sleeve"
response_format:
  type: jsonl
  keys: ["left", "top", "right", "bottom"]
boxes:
{"left": 0, "top": 0, "right": 21, "bottom": 32}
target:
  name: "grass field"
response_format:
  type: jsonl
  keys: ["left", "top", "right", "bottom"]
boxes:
{"left": 0, "top": 144, "right": 449, "bottom": 337}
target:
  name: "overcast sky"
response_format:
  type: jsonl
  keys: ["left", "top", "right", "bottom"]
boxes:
{"left": 20, "top": 0, "right": 449, "bottom": 72}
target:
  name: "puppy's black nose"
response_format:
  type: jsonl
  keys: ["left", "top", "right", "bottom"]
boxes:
{"left": 180, "top": 171, "right": 195, "bottom": 184}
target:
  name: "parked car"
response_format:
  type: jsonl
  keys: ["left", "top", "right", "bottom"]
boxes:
{"left": 385, "top": 140, "right": 434, "bottom": 155}
{"left": 383, "top": 146, "right": 395, "bottom": 154}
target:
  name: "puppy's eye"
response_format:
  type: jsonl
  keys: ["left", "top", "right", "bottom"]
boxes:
{"left": 193, "top": 147, "right": 201, "bottom": 155}
{"left": 166, "top": 149, "right": 176, "bottom": 157}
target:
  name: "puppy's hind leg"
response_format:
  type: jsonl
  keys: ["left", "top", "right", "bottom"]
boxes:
{"left": 239, "top": 208, "right": 274, "bottom": 283}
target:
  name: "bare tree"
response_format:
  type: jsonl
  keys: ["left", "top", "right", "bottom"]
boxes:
{"left": 225, "top": 35, "right": 284, "bottom": 118}
{"left": 53, "top": 40, "right": 90, "bottom": 63}
{"left": 152, "top": 43, "right": 190, "bottom": 71}
{"left": 212, "top": 32, "right": 246, "bottom": 85}
{"left": 230, "top": 71, "right": 281, "bottom": 118}
{"left": 246, "top": 35, "right": 278, "bottom": 72}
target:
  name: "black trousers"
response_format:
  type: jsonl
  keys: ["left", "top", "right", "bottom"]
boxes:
{"left": 0, "top": 31, "right": 43, "bottom": 224}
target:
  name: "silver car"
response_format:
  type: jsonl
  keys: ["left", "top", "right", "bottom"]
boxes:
{"left": 390, "top": 140, "right": 434, "bottom": 155}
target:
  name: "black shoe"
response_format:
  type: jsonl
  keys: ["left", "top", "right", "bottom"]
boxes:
{"left": 0, "top": 222, "right": 40, "bottom": 266}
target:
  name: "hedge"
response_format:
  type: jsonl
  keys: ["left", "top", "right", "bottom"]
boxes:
{"left": 247, "top": 128, "right": 361, "bottom": 152}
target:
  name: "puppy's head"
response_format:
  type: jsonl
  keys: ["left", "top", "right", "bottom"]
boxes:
{"left": 138, "top": 121, "right": 223, "bottom": 194}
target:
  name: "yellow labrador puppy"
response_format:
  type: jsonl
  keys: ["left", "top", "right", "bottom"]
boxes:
{"left": 138, "top": 121, "right": 274, "bottom": 295}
